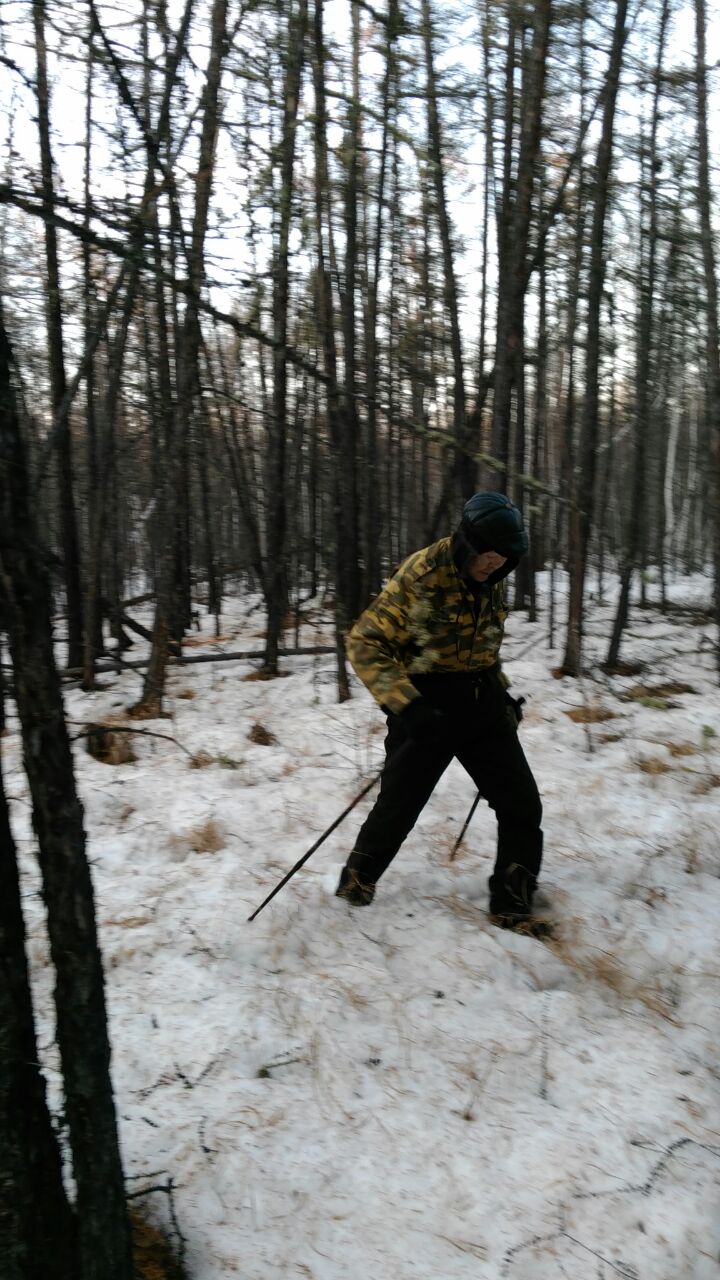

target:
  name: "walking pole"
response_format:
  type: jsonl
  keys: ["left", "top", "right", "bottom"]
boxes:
{"left": 449, "top": 790, "right": 481, "bottom": 862}
{"left": 247, "top": 770, "right": 382, "bottom": 922}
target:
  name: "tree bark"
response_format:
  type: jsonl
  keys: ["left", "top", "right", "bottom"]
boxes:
{"left": 0, "top": 321, "right": 132, "bottom": 1279}
{"left": 363, "top": 0, "right": 398, "bottom": 600}
{"left": 340, "top": 0, "right": 362, "bottom": 623}
{"left": 491, "top": 0, "right": 551, "bottom": 494}
{"left": 562, "top": 0, "right": 629, "bottom": 675}
{"left": 478, "top": 0, "right": 494, "bottom": 401}
{"left": 33, "top": 0, "right": 84, "bottom": 669}
{"left": 607, "top": 0, "right": 669, "bottom": 667}
{"left": 81, "top": 24, "right": 104, "bottom": 688}
{"left": 264, "top": 0, "right": 308, "bottom": 674}
{"left": 137, "top": 0, "right": 228, "bottom": 711}
{"left": 693, "top": 0, "right": 720, "bottom": 676}
{"left": 313, "top": 0, "right": 351, "bottom": 700}
{"left": 0, "top": 664, "right": 76, "bottom": 1279}
{"left": 421, "top": 0, "right": 470, "bottom": 502}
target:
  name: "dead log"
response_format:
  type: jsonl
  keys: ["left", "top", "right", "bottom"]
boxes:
{"left": 62, "top": 644, "right": 335, "bottom": 677}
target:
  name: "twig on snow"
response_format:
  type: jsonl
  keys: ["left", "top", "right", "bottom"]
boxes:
{"left": 126, "top": 1175, "right": 188, "bottom": 1272}
{"left": 70, "top": 723, "right": 195, "bottom": 757}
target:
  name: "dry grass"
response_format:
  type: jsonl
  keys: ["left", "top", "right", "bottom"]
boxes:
{"left": 665, "top": 741, "right": 698, "bottom": 757}
{"left": 173, "top": 687, "right": 196, "bottom": 700}
{"left": 188, "top": 750, "right": 243, "bottom": 770}
{"left": 684, "top": 843, "right": 702, "bottom": 875}
{"left": 641, "top": 885, "right": 668, "bottom": 908}
{"left": 169, "top": 818, "right": 225, "bottom": 858}
{"left": 84, "top": 723, "right": 137, "bottom": 765}
{"left": 105, "top": 914, "right": 152, "bottom": 929}
{"left": 88, "top": 710, "right": 130, "bottom": 727}
{"left": 131, "top": 1210, "right": 185, "bottom": 1280}
{"left": 248, "top": 722, "right": 277, "bottom": 746}
{"left": 331, "top": 980, "right": 370, "bottom": 1009}
{"left": 187, "top": 818, "right": 224, "bottom": 854}
{"left": 242, "top": 668, "right": 290, "bottom": 682}
{"left": 624, "top": 681, "right": 696, "bottom": 701}
{"left": 563, "top": 706, "right": 617, "bottom": 724}
{"left": 547, "top": 933, "right": 680, "bottom": 1022}
{"left": 189, "top": 750, "right": 214, "bottom": 769}
{"left": 126, "top": 702, "right": 171, "bottom": 721}
{"left": 603, "top": 659, "right": 646, "bottom": 676}
{"left": 183, "top": 632, "right": 235, "bottom": 648}
{"left": 636, "top": 757, "right": 671, "bottom": 775}
{"left": 431, "top": 894, "right": 489, "bottom": 927}
{"left": 692, "top": 774, "right": 720, "bottom": 795}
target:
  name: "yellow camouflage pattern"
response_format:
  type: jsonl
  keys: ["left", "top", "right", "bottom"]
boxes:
{"left": 346, "top": 537, "right": 509, "bottom": 713}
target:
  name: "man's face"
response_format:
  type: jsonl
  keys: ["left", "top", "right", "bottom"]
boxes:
{"left": 467, "top": 550, "right": 507, "bottom": 582}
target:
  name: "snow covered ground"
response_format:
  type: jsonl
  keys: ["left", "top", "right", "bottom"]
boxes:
{"left": 5, "top": 572, "right": 720, "bottom": 1279}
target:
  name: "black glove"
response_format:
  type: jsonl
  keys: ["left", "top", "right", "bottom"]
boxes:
{"left": 504, "top": 691, "right": 525, "bottom": 728}
{"left": 399, "top": 698, "right": 455, "bottom": 749}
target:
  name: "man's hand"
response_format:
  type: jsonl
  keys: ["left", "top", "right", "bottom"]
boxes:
{"left": 399, "top": 698, "right": 455, "bottom": 749}
{"left": 504, "top": 691, "right": 525, "bottom": 728}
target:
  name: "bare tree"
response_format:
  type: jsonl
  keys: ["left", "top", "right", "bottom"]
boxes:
{"left": 0, "top": 317, "right": 132, "bottom": 1279}
{"left": 693, "top": 0, "right": 720, "bottom": 674}
{"left": 135, "top": 0, "right": 229, "bottom": 712}
{"left": 607, "top": 0, "right": 670, "bottom": 667}
{"left": 421, "top": 0, "right": 470, "bottom": 504}
{"left": 563, "top": 0, "right": 629, "bottom": 676}
{"left": 490, "top": 0, "right": 551, "bottom": 498}
{"left": 32, "top": 0, "right": 84, "bottom": 669}
{"left": 264, "top": 0, "right": 309, "bottom": 674}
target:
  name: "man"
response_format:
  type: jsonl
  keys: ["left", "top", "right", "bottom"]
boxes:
{"left": 336, "top": 491, "right": 546, "bottom": 935}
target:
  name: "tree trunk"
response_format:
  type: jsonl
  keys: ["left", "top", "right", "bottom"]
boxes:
{"left": 478, "top": 0, "right": 494, "bottom": 400}
{"left": 137, "top": 0, "right": 228, "bottom": 710}
{"left": 0, "top": 321, "right": 132, "bottom": 1280}
{"left": 491, "top": 0, "right": 551, "bottom": 494}
{"left": 264, "top": 0, "right": 308, "bottom": 674}
{"left": 421, "top": 0, "right": 470, "bottom": 503}
{"left": 313, "top": 0, "right": 351, "bottom": 699}
{"left": 562, "top": 0, "right": 629, "bottom": 675}
{"left": 81, "top": 25, "right": 104, "bottom": 689}
{"left": 527, "top": 237, "right": 547, "bottom": 623}
{"left": 363, "top": 0, "right": 398, "bottom": 600}
{"left": 0, "top": 666, "right": 76, "bottom": 1279}
{"left": 607, "top": 0, "right": 669, "bottom": 667}
{"left": 488, "top": 4, "right": 517, "bottom": 488}
{"left": 197, "top": 397, "right": 221, "bottom": 630}
{"left": 339, "top": 0, "right": 362, "bottom": 624}
{"left": 133, "top": 211, "right": 179, "bottom": 715}
{"left": 83, "top": 266, "right": 141, "bottom": 690}
{"left": 33, "top": 0, "right": 84, "bottom": 669}
{"left": 693, "top": 0, "right": 720, "bottom": 676}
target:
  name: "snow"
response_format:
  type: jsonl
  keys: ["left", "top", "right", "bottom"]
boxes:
{"left": 5, "top": 572, "right": 720, "bottom": 1280}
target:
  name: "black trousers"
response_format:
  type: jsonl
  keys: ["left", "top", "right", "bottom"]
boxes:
{"left": 349, "top": 670, "right": 543, "bottom": 885}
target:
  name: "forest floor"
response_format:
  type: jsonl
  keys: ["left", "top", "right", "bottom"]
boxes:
{"left": 5, "top": 571, "right": 720, "bottom": 1280}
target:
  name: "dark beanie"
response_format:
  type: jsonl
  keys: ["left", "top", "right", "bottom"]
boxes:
{"left": 458, "top": 491, "right": 528, "bottom": 558}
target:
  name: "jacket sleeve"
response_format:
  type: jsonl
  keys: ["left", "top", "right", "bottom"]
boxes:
{"left": 493, "top": 582, "right": 510, "bottom": 688}
{"left": 345, "top": 564, "right": 422, "bottom": 714}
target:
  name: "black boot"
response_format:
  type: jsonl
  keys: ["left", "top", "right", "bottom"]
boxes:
{"left": 335, "top": 864, "right": 376, "bottom": 907}
{"left": 488, "top": 863, "right": 551, "bottom": 938}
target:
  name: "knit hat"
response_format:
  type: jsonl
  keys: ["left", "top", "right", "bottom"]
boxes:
{"left": 458, "top": 491, "right": 528, "bottom": 558}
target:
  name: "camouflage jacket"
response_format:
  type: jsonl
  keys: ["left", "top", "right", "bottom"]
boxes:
{"left": 346, "top": 537, "right": 509, "bottom": 714}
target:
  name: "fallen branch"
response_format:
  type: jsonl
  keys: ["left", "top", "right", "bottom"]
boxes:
{"left": 125, "top": 1176, "right": 187, "bottom": 1273}
{"left": 116, "top": 610, "right": 153, "bottom": 643}
{"left": 62, "top": 644, "right": 336, "bottom": 677}
{"left": 70, "top": 724, "right": 195, "bottom": 757}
